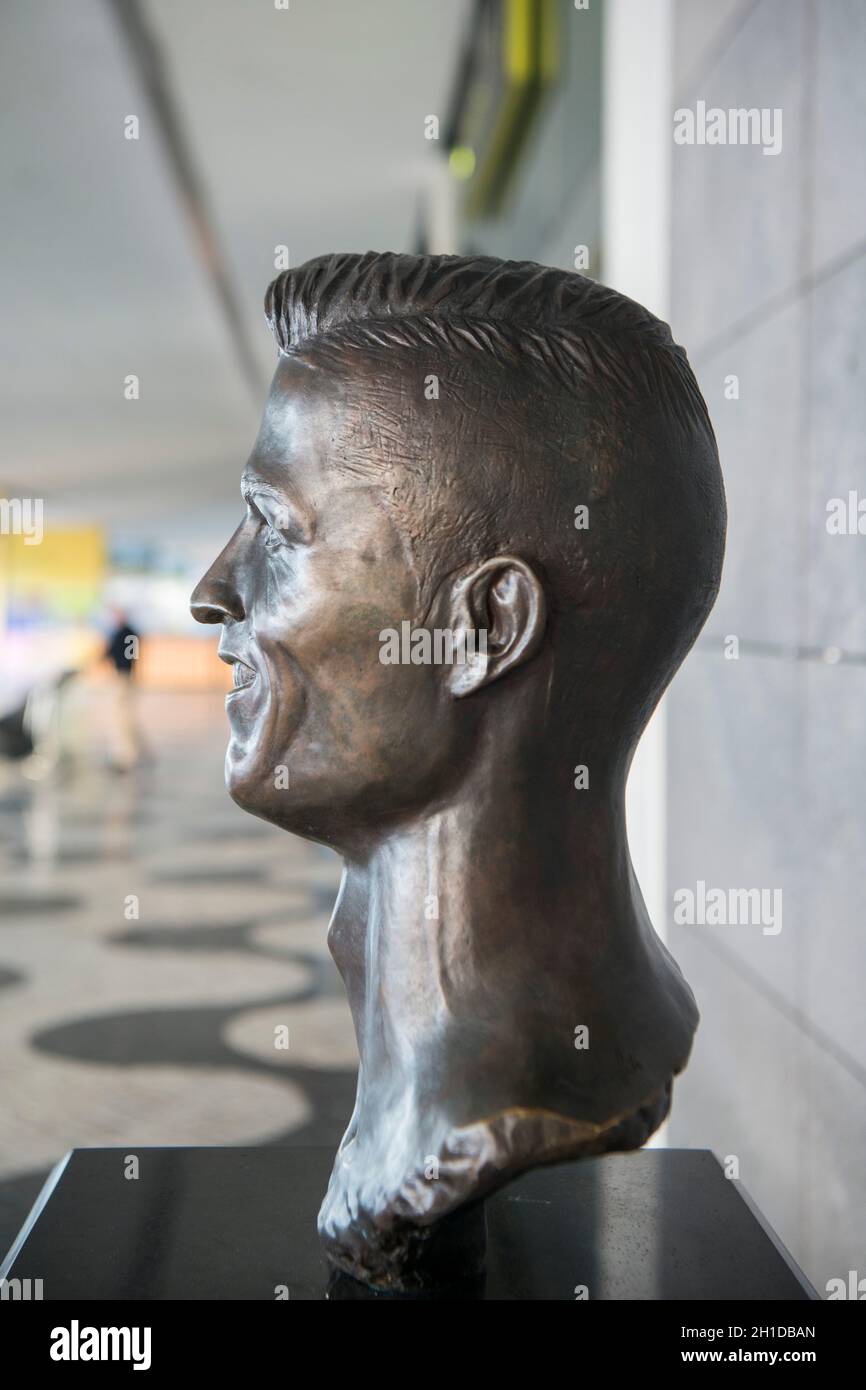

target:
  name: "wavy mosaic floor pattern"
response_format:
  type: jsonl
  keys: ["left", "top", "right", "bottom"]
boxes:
{"left": 0, "top": 692, "right": 355, "bottom": 1255}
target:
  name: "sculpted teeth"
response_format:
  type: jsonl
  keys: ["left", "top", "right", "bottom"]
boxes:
{"left": 232, "top": 661, "right": 255, "bottom": 689}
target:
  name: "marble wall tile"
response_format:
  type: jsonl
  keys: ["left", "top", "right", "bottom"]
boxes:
{"left": 804, "top": 250, "right": 866, "bottom": 652}
{"left": 671, "top": 0, "right": 807, "bottom": 354}
{"left": 811, "top": 0, "right": 866, "bottom": 274}
{"left": 693, "top": 297, "right": 807, "bottom": 649}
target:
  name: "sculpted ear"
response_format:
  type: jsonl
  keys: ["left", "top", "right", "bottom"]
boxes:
{"left": 446, "top": 556, "right": 546, "bottom": 698}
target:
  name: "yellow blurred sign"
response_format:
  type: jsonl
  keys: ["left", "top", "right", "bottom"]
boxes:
{"left": 0, "top": 525, "right": 106, "bottom": 619}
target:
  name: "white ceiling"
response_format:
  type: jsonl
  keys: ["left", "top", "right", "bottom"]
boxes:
{"left": 0, "top": 0, "right": 469, "bottom": 546}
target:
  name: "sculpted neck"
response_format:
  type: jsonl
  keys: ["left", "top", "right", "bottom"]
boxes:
{"left": 327, "top": 742, "right": 687, "bottom": 1124}
{"left": 318, "top": 736, "right": 698, "bottom": 1280}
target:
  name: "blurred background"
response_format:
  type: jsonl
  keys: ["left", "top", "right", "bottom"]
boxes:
{"left": 1, "top": 0, "right": 864, "bottom": 1296}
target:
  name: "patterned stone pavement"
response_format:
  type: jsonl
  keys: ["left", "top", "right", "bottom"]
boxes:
{"left": 0, "top": 690, "right": 356, "bottom": 1255}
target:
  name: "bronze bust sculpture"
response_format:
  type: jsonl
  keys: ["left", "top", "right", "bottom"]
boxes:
{"left": 191, "top": 252, "right": 726, "bottom": 1291}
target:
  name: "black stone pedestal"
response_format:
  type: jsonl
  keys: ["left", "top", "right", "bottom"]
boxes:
{"left": 0, "top": 1146, "right": 816, "bottom": 1300}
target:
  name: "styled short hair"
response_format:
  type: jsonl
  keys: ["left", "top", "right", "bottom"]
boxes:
{"left": 264, "top": 252, "right": 725, "bottom": 750}
{"left": 265, "top": 251, "right": 710, "bottom": 438}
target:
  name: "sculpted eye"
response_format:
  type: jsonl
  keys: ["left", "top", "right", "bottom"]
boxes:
{"left": 263, "top": 525, "right": 286, "bottom": 552}
{"left": 242, "top": 486, "right": 306, "bottom": 550}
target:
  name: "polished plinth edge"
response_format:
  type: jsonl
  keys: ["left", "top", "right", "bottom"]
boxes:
{"left": 2, "top": 1147, "right": 816, "bottom": 1301}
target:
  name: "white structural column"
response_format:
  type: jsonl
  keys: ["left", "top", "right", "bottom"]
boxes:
{"left": 602, "top": 0, "right": 674, "bottom": 1171}
{"left": 602, "top": 0, "right": 673, "bottom": 952}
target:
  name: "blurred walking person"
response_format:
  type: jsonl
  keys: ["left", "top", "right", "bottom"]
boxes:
{"left": 104, "top": 608, "right": 146, "bottom": 770}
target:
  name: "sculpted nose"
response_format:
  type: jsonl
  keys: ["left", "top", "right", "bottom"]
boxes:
{"left": 190, "top": 572, "right": 245, "bottom": 625}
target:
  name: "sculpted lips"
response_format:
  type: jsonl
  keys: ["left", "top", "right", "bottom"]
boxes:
{"left": 218, "top": 646, "right": 257, "bottom": 694}
{"left": 231, "top": 660, "right": 256, "bottom": 690}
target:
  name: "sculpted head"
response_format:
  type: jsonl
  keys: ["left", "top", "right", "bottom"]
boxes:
{"left": 191, "top": 252, "right": 725, "bottom": 852}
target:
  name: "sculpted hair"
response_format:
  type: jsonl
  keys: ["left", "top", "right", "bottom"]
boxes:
{"left": 265, "top": 251, "right": 712, "bottom": 439}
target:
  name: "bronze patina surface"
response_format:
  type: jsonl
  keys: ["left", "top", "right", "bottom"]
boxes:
{"left": 191, "top": 252, "right": 726, "bottom": 1290}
